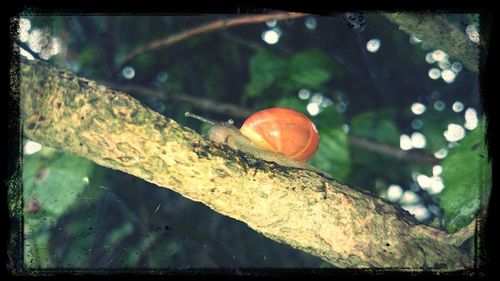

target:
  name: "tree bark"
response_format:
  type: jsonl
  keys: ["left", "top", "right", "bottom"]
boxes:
{"left": 382, "top": 13, "right": 479, "bottom": 73}
{"left": 17, "top": 58, "right": 473, "bottom": 270}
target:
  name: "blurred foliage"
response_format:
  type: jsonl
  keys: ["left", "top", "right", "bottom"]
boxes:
{"left": 17, "top": 14, "right": 488, "bottom": 269}
{"left": 439, "top": 119, "right": 491, "bottom": 233}
{"left": 351, "top": 109, "right": 399, "bottom": 145}
{"left": 417, "top": 107, "right": 463, "bottom": 153}
{"left": 244, "top": 49, "right": 347, "bottom": 102}
{"left": 23, "top": 148, "right": 95, "bottom": 267}
{"left": 348, "top": 108, "right": 407, "bottom": 185}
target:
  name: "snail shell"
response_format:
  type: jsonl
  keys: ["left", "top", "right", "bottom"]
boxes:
{"left": 239, "top": 107, "right": 319, "bottom": 162}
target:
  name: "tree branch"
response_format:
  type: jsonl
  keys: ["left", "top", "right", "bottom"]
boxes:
{"left": 348, "top": 135, "right": 439, "bottom": 165}
{"left": 102, "top": 81, "right": 254, "bottom": 118}
{"left": 105, "top": 82, "right": 439, "bottom": 166}
{"left": 382, "top": 13, "right": 479, "bottom": 73}
{"left": 113, "top": 12, "right": 308, "bottom": 77}
{"left": 18, "top": 58, "right": 474, "bottom": 270}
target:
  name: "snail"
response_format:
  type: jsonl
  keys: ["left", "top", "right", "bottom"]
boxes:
{"left": 185, "top": 107, "right": 332, "bottom": 178}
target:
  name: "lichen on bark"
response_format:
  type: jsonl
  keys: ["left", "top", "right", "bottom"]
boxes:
{"left": 17, "top": 58, "right": 474, "bottom": 270}
{"left": 382, "top": 12, "right": 479, "bottom": 73}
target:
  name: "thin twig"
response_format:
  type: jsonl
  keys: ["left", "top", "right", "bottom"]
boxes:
{"left": 348, "top": 135, "right": 439, "bottom": 165}
{"left": 102, "top": 81, "right": 254, "bottom": 118}
{"left": 113, "top": 12, "right": 308, "bottom": 77}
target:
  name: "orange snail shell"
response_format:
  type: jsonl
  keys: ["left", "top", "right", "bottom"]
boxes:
{"left": 239, "top": 107, "right": 320, "bottom": 162}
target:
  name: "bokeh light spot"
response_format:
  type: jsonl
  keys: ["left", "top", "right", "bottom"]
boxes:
{"left": 24, "top": 140, "right": 42, "bottom": 155}
{"left": 261, "top": 29, "right": 280, "bottom": 45}
{"left": 411, "top": 119, "right": 423, "bottom": 130}
{"left": 298, "top": 89, "right": 311, "bottom": 100}
{"left": 122, "top": 66, "right": 135, "bottom": 79}
{"left": 304, "top": 16, "right": 317, "bottom": 30}
{"left": 425, "top": 52, "right": 436, "bottom": 64}
{"left": 434, "top": 148, "right": 448, "bottom": 159}
{"left": 464, "top": 108, "right": 478, "bottom": 130}
{"left": 387, "top": 185, "right": 403, "bottom": 202}
{"left": 411, "top": 102, "right": 426, "bottom": 115}
{"left": 19, "top": 18, "right": 31, "bottom": 42}
{"left": 402, "top": 204, "right": 430, "bottom": 221}
{"left": 411, "top": 132, "right": 426, "bottom": 149}
{"left": 409, "top": 35, "right": 422, "bottom": 45}
{"left": 265, "top": 19, "right": 277, "bottom": 27}
{"left": 306, "top": 102, "right": 320, "bottom": 116}
{"left": 451, "top": 62, "right": 462, "bottom": 73}
{"left": 441, "top": 69, "right": 456, "bottom": 83}
{"left": 434, "top": 100, "right": 445, "bottom": 111}
{"left": 431, "top": 50, "right": 448, "bottom": 62}
{"left": 432, "top": 165, "right": 443, "bottom": 176}
{"left": 466, "top": 24, "right": 480, "bottom": 43}
{"left": 400, "top": 191, "right": 420, "bottom": 205}
{"left": 438, "top": 60, "right": 451, "bottom": 70}
{"left": 366, "top": 39, "right": 381, "bottom": 53}
{"left": 342, "top": 124, "right": 350, "bottom": 133}
{"left": 452, "top": 101, "right": 464, "bottom": 112}
{"left": 417, "top": 174, "right": 431, "bottom": 188}
{"left": 444, "top": 123, "right": 465, "bottom": 142}
{"left": 428, "top": 176, "right": 445, "bottom": 194}
{"left": 400, "top": 134, "right": 412, "bottom": 150}
{"left": 428, "top": 68, "right": 441, "bottom": 80}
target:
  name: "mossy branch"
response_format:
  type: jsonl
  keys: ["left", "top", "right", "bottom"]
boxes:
{"left": 382, "top": 12, "right": 479, "bottom": 73}
{"left": 105, "top": 82, "right": 439, "bottom": 165}
{"left": 18, "top": 58, "right": 474, "bottom": 270}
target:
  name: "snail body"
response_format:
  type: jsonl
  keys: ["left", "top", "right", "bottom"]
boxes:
{"left": 186, "top": 108, "right": 331, "bottom": 178}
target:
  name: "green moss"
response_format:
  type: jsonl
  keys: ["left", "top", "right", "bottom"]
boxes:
{"left": 130, "top": 107, "right": 149, "bottom": 125}
{"left": 153, "top": 118, "right": 168, "bottom": 132}
{"left": 149, "top": 156, "right": 169, "bottom": 172}
{"left": 110, "top": 95, "right": 130, "bottom": 108}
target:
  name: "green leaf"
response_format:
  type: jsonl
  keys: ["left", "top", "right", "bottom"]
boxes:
{"left": 135, "top": 53, "right": 154, "bottom": 69}
{"left": 244, "top": 49, "right": 346, "bottom": 101}
{"left": 350, "top": 109, "right": 400, "bottom": 145}
{"left": 312, "top": 107, "right": 350, "bottom": 182}
{"left": 274, "top": 97, "right": 308, "bottom": 112}
{"left": 290, "top": 49, "right": 345, "bottom": 88}
{"left": 244, "top": 50, "right": 288, "bottom": 97}
{"left": 348, "top": 109, "right": 410, "bottom": 186}
{"left": 23, "top": 148, "right": 95, "bottom": 266}
{"left": 439, "top": 119, "right": 491, "bottom": 233}
{"left": 310, "top": 127, "right": 351, "bottom": 182}
{"left": 77, "top": 43, "right": 103, "bottom": 65}
{"left": 24, "top": 151, "right": 94, "bottom": 219}
{"left": 418, "top": 111, "right": 462, "bottom": 153}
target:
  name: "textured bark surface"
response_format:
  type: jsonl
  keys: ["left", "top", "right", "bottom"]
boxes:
{"left": 18, "top": 58, "right": 473, "bottom": 270}
{"left": 382, "top": 12, "right": 479, "bottom": 73}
